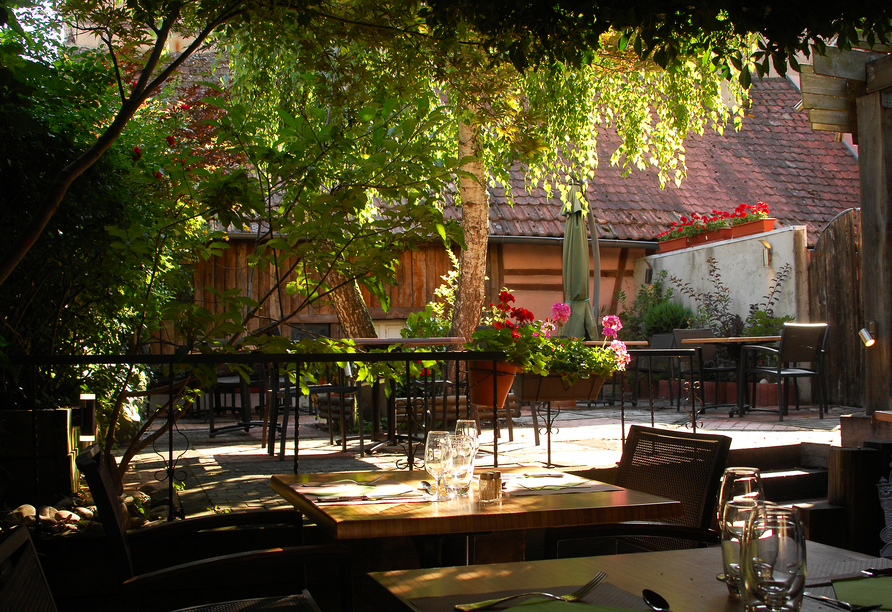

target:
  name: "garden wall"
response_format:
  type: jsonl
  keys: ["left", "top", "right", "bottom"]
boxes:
{"left": 635, "top": 226, "right": 811, "bottom": 323}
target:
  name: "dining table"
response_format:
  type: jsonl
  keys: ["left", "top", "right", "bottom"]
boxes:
{"left": 269, "top": 466, "right": 683, "bottom": 565}
{"left": 364, "top": 540, "right": 892, "bottom": 612}
{"left": 679, "top": 335, "right": 781, "bottom": 417}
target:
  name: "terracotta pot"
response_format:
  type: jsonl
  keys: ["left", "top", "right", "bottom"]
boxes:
{"left": 730, "top": 218, "right": 776, "bottom": 238}
{"left": 468, "top": 361, "right": 520, "bottom": 408}
{"left": 514, "top": 373, "right": 606, "bottom": 402}
{"left": 658, "top": 235, "right": 691, "bottom": 253}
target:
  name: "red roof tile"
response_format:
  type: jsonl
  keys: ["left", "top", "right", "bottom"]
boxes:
{"left": 483, "top": 78, "right": 860, "bottom": 247}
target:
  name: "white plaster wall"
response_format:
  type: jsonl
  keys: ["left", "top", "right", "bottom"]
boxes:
{"left": 634, "top": 227, "right": 811, "bottom": 323}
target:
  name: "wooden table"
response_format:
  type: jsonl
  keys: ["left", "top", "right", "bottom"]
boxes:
{"left": 365, "top": 541, "right": 881, "bottom": 612}
{"left": 270, "top": 467, "right": 683, "bottom": 541}
{"left": 679, "top": 336, "right": 781, "bottom": 417}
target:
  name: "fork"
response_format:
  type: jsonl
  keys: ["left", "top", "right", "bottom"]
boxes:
{"left": 454, "top": 571, "right": 608, "bottom": 611}
{"left": 803, "top": 592, "right": 883, "bottom": 611}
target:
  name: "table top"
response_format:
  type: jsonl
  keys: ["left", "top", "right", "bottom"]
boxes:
{"left": 366, "top": 541, "right": 880, "bottom": 612}
{"left": 680, "top": 335, "right": 781, "bottom": 345}
{"left": 269, "top": 467, "right": 683, "bottom": 540}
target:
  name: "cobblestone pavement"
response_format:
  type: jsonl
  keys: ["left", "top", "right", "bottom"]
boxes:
{"left": 123, "top": 399, "right": 852, "bottom": 517}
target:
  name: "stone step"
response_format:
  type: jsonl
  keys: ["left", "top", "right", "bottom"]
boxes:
{"left": 762, "top": 467, "right": 828, "bottom": 502}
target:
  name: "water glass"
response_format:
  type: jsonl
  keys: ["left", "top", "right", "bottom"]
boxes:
{"left": 718, "top": 467, "right": 765, "bottom": 523}
{"left": 740, "top": 505, "right": 806, "bottom": 612}
{"left": 424, "top": 431, "right": 453, "bottom": 501}
{"left": 721, "top": 498, "right": 761, "bottom": 598}
{"left": 455, "top": 419, "right": 479, "bottom": 451}
{"left": 446, "top": 434, "right": 475, "bottom": 496}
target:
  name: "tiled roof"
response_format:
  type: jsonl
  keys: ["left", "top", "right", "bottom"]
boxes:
{"left": 465, "top": 77, "right": 860, "bottom": 247}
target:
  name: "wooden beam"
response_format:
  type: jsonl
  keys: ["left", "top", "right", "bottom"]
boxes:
{"left": 813, "top": 46, "right": 885, "bottom": 81}
{"left": 808, "top": 109, "right": 852, "bottom": 130}
{"left": 810, "top": 123, "right": 850, "bottom": 134}
{"left": 503, "top": 268, "right": 562, "bottom": 276}
{"left": 800, "top": 64, "right": 849, "bottom": 97}
{"left": 508, "top": 283, "right": 564, "bottom": 292}
{"left": 866, "top": 54, "right": 892, "bottom": 94}
{"left": 854, "top": 40, "right": 892, "bottom": 54}
{"left": 800, "top": 92, "right": 850, "bottom": 112}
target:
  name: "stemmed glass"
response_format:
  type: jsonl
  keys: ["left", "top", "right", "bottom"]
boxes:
{"left": 446, "top": 434, "right": 475, "bottom": 497}
{"left": 740, "top": 505, "right": 807, "bottom": 612}
{"left": 721, "top": 499, "right": 761, "bottom": 598}
{"left": 455, "top": 420, "right": 479, "bottom": 453}
{"left": 424, "top": 431, "right": 453, "bottom": 501}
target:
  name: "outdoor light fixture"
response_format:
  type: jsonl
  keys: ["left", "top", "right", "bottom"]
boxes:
{"left": 78, "top": 393, "right": 97, "bottom": 443}
{"left": 860, "top": 321, "right": 878, "bottom": 347}
{"left": 759, "top": 240, "right": 773, "bottom": 267}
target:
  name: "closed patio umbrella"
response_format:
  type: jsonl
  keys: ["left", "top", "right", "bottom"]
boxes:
{"left": 562, "top": 185, "right": 599, "bottom": 340}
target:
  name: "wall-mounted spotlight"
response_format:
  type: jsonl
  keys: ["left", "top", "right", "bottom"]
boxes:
{"left": 860, "top": 321, "right": 878, "bottom": 347}
{"left": 759, "top": 240, "right": 773, "bottom": 268}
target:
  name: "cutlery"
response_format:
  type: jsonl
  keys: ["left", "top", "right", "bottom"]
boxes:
{"left": 806, "top": 566, "right": 892, "bottom": 587}
{"left": 803, "top": 592, "right": 882, "bottom": 611}
{"left": 318, "top": 494, "right": 422, "bottom": 503}
{"left": 299, "top": 475, "right": 387, "bottom": 487}
{"left": 642, "top": 589, "right": 671, "bottom": 611}
{"left": 420, "top": 481, "right": 433, "bottom": 493}
{"left": 454, "top": 571, "right": 607, "bottom": 611}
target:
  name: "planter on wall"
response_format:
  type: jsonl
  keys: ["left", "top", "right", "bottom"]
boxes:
{"left": 468, "top": 361, "right": 520, "bottom": 408}
{"left": 658, "top": 236, "right": 691, "bottom": 253}
{"left": 731, "top": 218, "right": 776, "bottom": 238}
{"left": 694, "top": 228, "right": 734, "bottom": 244}
{"left": 514, "top": 373, "right": 606, "bottom": 402}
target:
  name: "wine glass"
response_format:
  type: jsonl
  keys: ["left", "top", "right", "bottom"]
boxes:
{"left": 455, "top": 419, "right": 479, "bottom": 452}
{"left": 721, "top": 498, "right": 761, "bottom": 598}
{"left": 424, "top": 431, "right": 453, "bottom": 501}
{"left": 740, "top": 505, "right": 806, "bottom": 612}
{"left": 446, "top": 434, "right": 475, "bottom": 497}
{"left": 718, "top": 467, "right": 765, "bottom": 524}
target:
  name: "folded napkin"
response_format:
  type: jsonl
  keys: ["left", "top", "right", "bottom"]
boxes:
{"left": 502, "top": 474, "right": 621, "bottom": 496}
{"left": 832, "top": 576, "right": 892, "bottom": 610}
{"left": 292, "top": 481, "right": 420, "bottom": 502}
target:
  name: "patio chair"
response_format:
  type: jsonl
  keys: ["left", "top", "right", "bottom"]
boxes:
{"left": 543, "top": 425, "right": 731, "bottom": 558}
{"left": 75, "top": 445, "right": 353, "bottom": 612}
{"left": 740, "top": 322, "right": 829, "bottom": 420}
{"left": 0, "top": 526, "right": 57, "bottom": 612}
{"left": 672, "top": 328, "right": 738, "bottom": 410}
{"left": 633, "top": 333, "right": 679, "bottom": 409}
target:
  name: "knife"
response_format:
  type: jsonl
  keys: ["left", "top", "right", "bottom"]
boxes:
{"left": 317, "top": 495, "right": 424, "bottom": 503}
{"left": 805, "top": 567, "right": 892, "bottom": 587}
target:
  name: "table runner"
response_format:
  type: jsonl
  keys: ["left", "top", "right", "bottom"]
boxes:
{"left": 408, "top": 581, "right": 649, "bottom": 612}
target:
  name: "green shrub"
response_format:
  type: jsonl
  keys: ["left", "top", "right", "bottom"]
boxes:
{"left": 643, "top": 301, "right": 694, "bottom": 337}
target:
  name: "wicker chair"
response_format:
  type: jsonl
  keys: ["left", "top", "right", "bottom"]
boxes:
{"left": 544, "top": 425, "right": 731, "bottom": 558}
{"left": 76, "top": 445, "right": 353, "bottom": 612}
{"left": 0, "top": 527, "right": 57, "bottom": 612}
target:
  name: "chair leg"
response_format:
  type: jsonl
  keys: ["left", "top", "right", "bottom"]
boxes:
{"left": 778, "top": 379, "right": 785, "bottom": 421}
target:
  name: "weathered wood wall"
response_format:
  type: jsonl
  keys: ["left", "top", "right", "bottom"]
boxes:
{"left": 808, "top": 208, "right": 863, "bottom": 407}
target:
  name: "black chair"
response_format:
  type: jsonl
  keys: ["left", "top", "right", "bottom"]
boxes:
{"left": 740, "top": 323, "right": 829, "bottom": 420}
{"left": 0, "top": 527, "right": 57, "bottom": 612}
{"left": 544, "top": 425, "right": 731, "bottom": 558}
{"left": 76, "top": 445, "right": 353, "bottom": 612}
{"left": 633, "top": 333, "right": 678, "bottom": 409}
{"left": 672, "top": 328, "right": 738, "bottom": 410}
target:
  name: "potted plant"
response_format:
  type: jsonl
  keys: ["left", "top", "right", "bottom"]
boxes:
{"left": 657, "top": 213, "right": 731, "bottom": 252}
{"left": 464, "top": 290, "right": 552, "bottom": 408}
{"left": 729, "top": 201, "right": 776, "bottom": 238}
{"left": 515, "top": 315, "right": 632, "bottom": 402}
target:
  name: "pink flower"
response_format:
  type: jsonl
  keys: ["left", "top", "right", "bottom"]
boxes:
{"left": 601, "top": 315, "right": 622, "bottom": 338}
{"left": 610, "top": 340, "right": 631, "bottom": 369}
{"left": 551, "top": 302, "right": 571, "bottom": 325}
{"left": 539, "top": 321, "right": 557, "bottom": 338}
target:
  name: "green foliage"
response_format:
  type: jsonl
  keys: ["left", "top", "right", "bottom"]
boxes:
{"left": 643, "top": 301, "right": 694, "bottom": 337}
{"left": 743, "top": 263, "right": 794, "bottom": 336}
{"left": 616, "top": 270, "right": 675, "bottom": 341}
{"left": 543, "top": 336, "right": 631, "bottom": 383}
{"left": 671, "top": 258, "right": 744, "bottom": 337}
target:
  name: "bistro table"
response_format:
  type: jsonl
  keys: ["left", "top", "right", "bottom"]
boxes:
{"left": 365, "top": 540, "right": 887, "bottom": 612}
{"left": 679, "top": 336, "right": 781, "bottom": 417}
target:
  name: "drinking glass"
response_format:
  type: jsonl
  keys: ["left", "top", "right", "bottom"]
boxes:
{"left": 740, "top": 506, "right": 807, "bottom": 612}
{"left": 424, "top": 431, "right": 453, "bottom": 501}
{"left": 446, "top": 434, "right": 475, "bottom": 496}
{"left": 721, "top": 498, "right": 761, "bottom": 598}
{"left": 718, "top": 467, "right": 765, "bottom": 524}
{"left": 455, "top": 420, "right": 479, "bottom": 452}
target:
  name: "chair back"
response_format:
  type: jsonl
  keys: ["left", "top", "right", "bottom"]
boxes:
{"left": 616, "top": 425, "right": 731, "bottom": 530}
{"left": 672, "top": 328, "right": 718, "bottom": 363}
{"left": 778, "top": 323, "right": 829, "bottom": 365}
{"left": 75, "top": 445, "right": 135, "bottom": 582}
{"left": 0, "top": 527, "right": 58, "bottom": 612}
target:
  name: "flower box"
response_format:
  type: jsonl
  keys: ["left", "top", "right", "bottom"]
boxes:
{"left": 658, "top": 236, "right": 691, "bottom": 253}
{"left": 731, "top": 218, "right": 776, "bottom": 238}
{"left": 695, "top": 228, "right": 734, "bottom": 244}
{"left": 514, "top": 373, "right": 606, "bottom": 402}
{"left": 468, "top": 360, "right": 519, "bottom": 408}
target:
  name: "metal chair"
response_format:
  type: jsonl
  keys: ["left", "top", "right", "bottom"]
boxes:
{"left": 544, "top": 425, "right": 731, "bottom": 558}
{"left": 740, "top": 322, "right": 829, "bottom": 420}
{"left": 633, "top": 333, "right": 678, "bottom": 409}
{"left": 672, "top": 328, "right": 738, "bottom": 410}
{"left": 76, "top": 445, "right": 353, "bottom": 612}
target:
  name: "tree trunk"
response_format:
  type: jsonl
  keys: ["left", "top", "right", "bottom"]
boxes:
{"left": 450, "top": 116, "right": 489, "bottom": 342}
{"left": 328, "top": 270, "right": 378, "bottom": 338}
